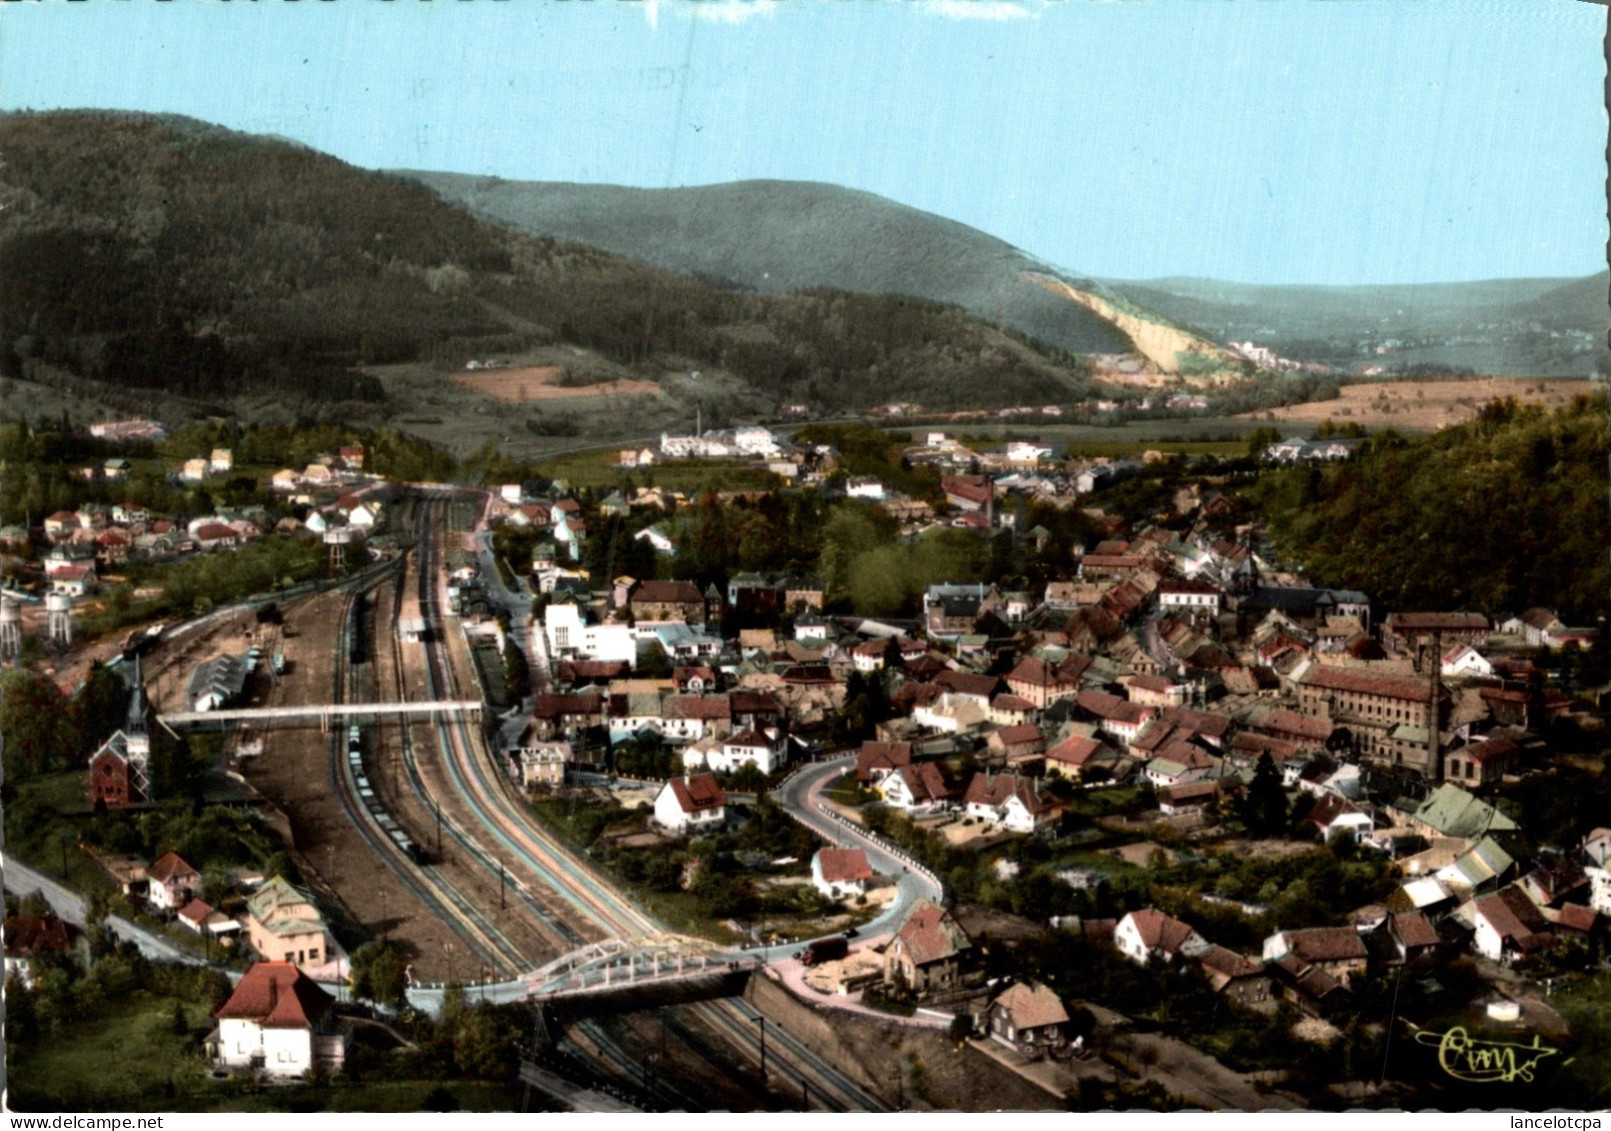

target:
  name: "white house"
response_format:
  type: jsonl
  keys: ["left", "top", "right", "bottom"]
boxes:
{"left": 211, "top": 962, "right": 347, "bottom": 1078}
{"left": 544, "top": 602, "right": 637, "bottom": 668}
{"left": 210, "top": 449, "right": 234, "bottom": 475}
{"left": 845, "top": 477, "right": 886, "bottom": 500}
{"left": 811, "top": 848, "right": 873, "bottom": 900}
{"left": 1470, "top": 888, "right": 1554, "bottom": 963}
{"left": 146, "top": 851, "right": 202, "bottom": 913}
{"left": 794, "top": 610, "right": 830, "bottom": 642}
{"left": 1441, "top": 644, "right": 1494, "bottom": 679}
{"left": 681, "top": 728, "right": 786, "bottom": 775}
{"left": 636, "top": 526, "right": 676, "bottom": 555}
{"left": 1583, "top": 828, "right": 1611, "bottom": 917}
{"left": 653, "top": 773, "right": 728, "bottom": 835}
{"left": 1114, "top": 909, "right": 1208, "bottom": 966}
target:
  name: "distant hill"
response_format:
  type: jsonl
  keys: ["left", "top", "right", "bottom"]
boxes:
{"left": 404, "top": 171, "right": 1606, "bottom": 380}
{"left": 1108, "top": 274, "right": 1609, "bottom": 377}
{"left": 0, "top": 111, "right": 1098, "bottom": 419}
{"left": 399, "top": 173, "right": 1137, "bottom": 357}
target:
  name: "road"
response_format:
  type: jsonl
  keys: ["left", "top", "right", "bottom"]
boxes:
{"left": 771, "top": 756, "right": 942, "bottom": 945}
{"left": 6, "top": 858, "right": 230, "bottom": 972}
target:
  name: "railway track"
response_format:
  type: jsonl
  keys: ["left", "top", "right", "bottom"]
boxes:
{"left": 405, "top": 491, "right": 888, "bottom": 1112}
{"left": 327, "top": 582, "right": 528, "bottom": 977}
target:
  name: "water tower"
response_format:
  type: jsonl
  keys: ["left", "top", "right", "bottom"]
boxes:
{"left": 0, "top": 591, "right": 21, "bottom": 664}
{"left": 46, "top": 591, "right": 73, "bottom": 648}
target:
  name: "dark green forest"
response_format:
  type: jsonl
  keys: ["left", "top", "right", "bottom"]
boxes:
{"left": 1252, "top": 394, "right": 1611, "bottom": 622}
{"left": 0, "top": 111, "right": 1091, "bottom": 415}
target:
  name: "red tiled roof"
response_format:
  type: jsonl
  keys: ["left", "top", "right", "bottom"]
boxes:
{"left": 1281, "top": 927, "right": 1369, "bottom": 963}
{"left": 893, "top": 762, "right": 954, "bottom": 804}
{"left": 1230, "top": 733, "right": 1303, "bottom": 763}
{"left": 177, "top": 898, "right": 216, "bottom": 926}
{"left": 632, "top": 580, "right": 702, "bottom": 605}
{"left": 1391, "top": 911, "right": 1440, "bottom": 950}
{"left": 728, "top": 691, "right": 782, "bottom": 716}
{"left": 1556, "top": 904, "right": 1599, "bottom": 934}
{"left": 863, "top": 741, "right": 915, "bottom": 783}
{"left": 3, "top": 915, "right": 78, "bottom": 958}
{"left": 667, "top": 773, "right": 727, "bottom": 814}
{"left": 724, "top": 728, "right": 770, "bottom": 749}
{"left": 936, "top": 670, "right": 1000, "bottom": 700}
{"left": 1253, "top": 708, "right": 1335, "bottom": 743}
{"left": 1300, "top": 666, "right": 1432, "bottom": 702}
{"left": 53, "top": 564, "right": 93, "bottom": 582}
{"left": 193, "top": 523, "right": 238, "bottom": 541}
{"left": 1128, "top": 674, "right": 1174, "bottom": 694}
{"left": 148, "top": 851, "right": 199, "bottom": 885}
{"left": 1197, "top": 944, "right": 1263, "bottom": 980}
{"left": 535, "top": 692, "right": 604, "bottom": 719}
{"left": 1125, "top": 908, "right": 1200, "bottom": 954}
{"left": 815, "top": 848, "right": 872, "bottom": 884}
{"left": 1075, "top": 690, "right": 1150, "bottom": 725}
{"left": 992, "top": 982, "right": 1070, "bottom": 1030}
{"left": 895, "top": 899, "right": 972, "bottom": 966}
{"left": 993, "top": 723, "right": 1043, "bottom": 746}
{"left": 664, "top": 695, "right": 732, "bottom": 721}
{"left": 963, "top": 772, "right": 1062, "bottom": 815}
{"left": 1007, "top": 656, "right": 1075, "bottom": 689}
{"left": 1045, "top": 734, "right": 1110, "bottom": 768}
{"left": 214, "top": 962, "right": 334, "bottom": 1029}
{"left": 1386, "top": 612, "right": 1489, "bottom": 633}
{"left": 1476, "top": 888, "right": 1553, "bottom": 952}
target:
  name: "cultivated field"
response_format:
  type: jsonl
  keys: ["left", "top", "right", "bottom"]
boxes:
{"left": 450, "top": 364, "right": 662, "bottom": 403}
{"left": 1238, "top": 377, "right": 1601, "bottom": 430}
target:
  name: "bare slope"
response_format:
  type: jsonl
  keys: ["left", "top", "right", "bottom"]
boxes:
{"left": 1110, "top": 274, "right": 1609, "bottom": 377}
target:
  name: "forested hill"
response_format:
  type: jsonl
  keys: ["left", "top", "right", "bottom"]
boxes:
{"left": 1251, "top": 394, "right": 1610, "bottom": 622}
{"left": 0, "top": 111, "right": 1094, "bottom": 414}
{"left": 400, "top": 173, "right": 1137, "bottom": 358}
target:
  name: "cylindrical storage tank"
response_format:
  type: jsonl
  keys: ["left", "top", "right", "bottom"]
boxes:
{"left": 1487, "top": 1000, "right": 1522, "bottom": 1022}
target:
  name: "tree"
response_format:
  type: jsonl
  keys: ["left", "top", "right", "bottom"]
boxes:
{"left": 1244, "top": 426, "right": 1282, "bottom": 459}
{"left": 0, "top": 667, "right": 74, "bottom": 781}
{"left": 349, "top": 941, "right": 411, "bottom": 1008}
{"left": 1243, "top": 753, "right": 1289, "bottom": 838}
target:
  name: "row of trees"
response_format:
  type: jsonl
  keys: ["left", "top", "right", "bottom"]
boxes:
{"left": 1251, "top": 394, "right": 1611, "bottom": 621}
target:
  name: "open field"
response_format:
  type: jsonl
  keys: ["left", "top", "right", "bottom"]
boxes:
{"left": 537, "top": 448, "right": 784, "bottom": 493}
{"left": 1237, "top": 376, "right": 1601, "bottom": 430}
{"left": 450, "top": 365, "right": 662, "bottom": 403}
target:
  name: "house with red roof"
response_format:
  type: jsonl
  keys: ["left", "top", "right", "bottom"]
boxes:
{"left": 1074, "top": 690, "right": 1154, "bottom": 747}
{"left": 855, "top": 740, "right": 912, "bottom": 784}
{"left": 653, "top": 773, "right": 727, "bottom": 835}
{"left": 4, "top": 915, "right": 85, "bottom": 987}
{"left": 1262, "top": 927, "right": 1370, "bottom": 988}
{"left": 1195, "top": 945, "right": 1273, "bottom": 1010}
{"left": 962, "top": 772, "right": 1065, "bottom": 834}
{"left": 147, "top": 851, "right": 202, "bottom": 913}
{"left": 1471, "top": 886, "right": 1555, "bottom": 963}
{"left": 209, "top": 962, "right": 348, "bottom": 1077}
{"left": 1114, "top": 908, "right": 1208, "bottom": 966}
{"left": 880, "top": 762, "right": 957, "bottom": 816}
{"left": 883, "top": 898, "right": 973, "bottom": 996}
{"left": 1043, "top": 733, "right": 1120, "bottom": 782}
{"left": 811, "top": 847, "right": 873, "bottom": 899}
{"left": 1004, "top": 655, "right": 1083, "bottom": 708}
{"left": 986, "top": 982, "right": 1073, "bottom": 1057}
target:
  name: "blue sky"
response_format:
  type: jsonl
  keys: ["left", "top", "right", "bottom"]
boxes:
{"left": 1, "top": 0, "right": 1605, "bottom": 286}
